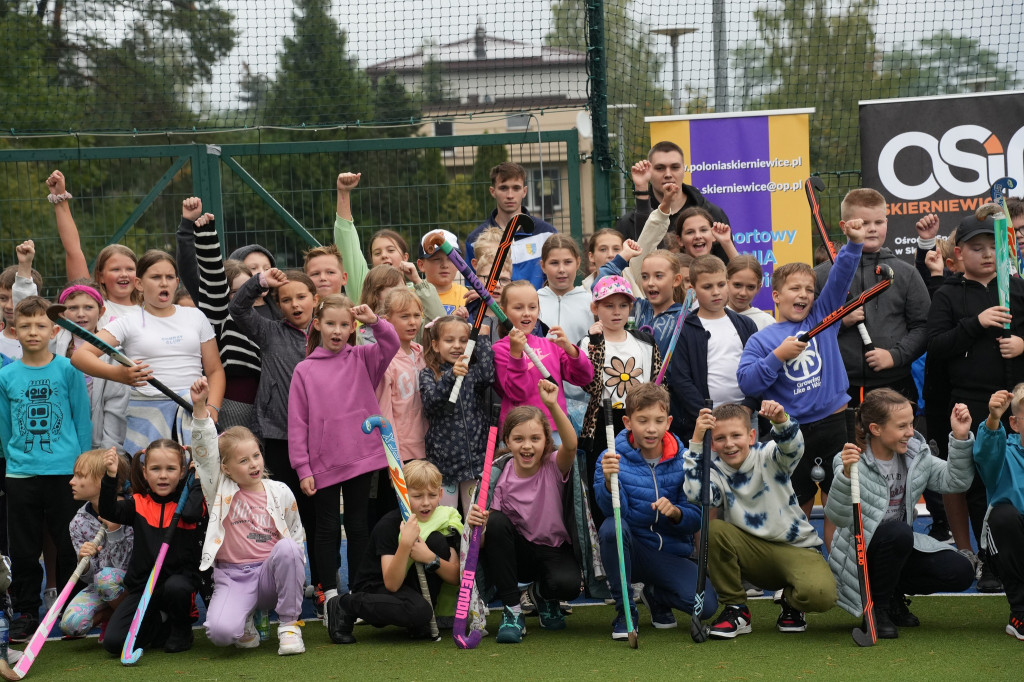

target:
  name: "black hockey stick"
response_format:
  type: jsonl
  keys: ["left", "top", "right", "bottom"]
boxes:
{"left": 797, "top": 266, "right": 894, "bottom": 344}
{"left": 691, "top": 398, "right": 714, "bottom": 643}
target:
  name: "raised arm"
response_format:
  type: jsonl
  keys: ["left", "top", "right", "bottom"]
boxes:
{"left": 539, "top": 380, "right": 578, "bottom": 475}
{"left": 333, "top": 172, "right": 369, "bottom": 304}
{"left": 46, "top": 170, "right": 90, "bottom": 281}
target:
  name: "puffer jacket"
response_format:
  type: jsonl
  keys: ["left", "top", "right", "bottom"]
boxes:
{"left": 825, "top": 431, "right": 975, "bottom": 615}
{"left": 594, "top": 428, "right": 700, "bottom": 556}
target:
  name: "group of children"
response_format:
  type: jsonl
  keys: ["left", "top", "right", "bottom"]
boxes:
{"left": 0, "top": 148, "right": 1021, "bottom": 666}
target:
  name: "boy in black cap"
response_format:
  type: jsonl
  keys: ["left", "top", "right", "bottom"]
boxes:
{"left": 927, "top": 213, "right": 1024, "bottom": 591}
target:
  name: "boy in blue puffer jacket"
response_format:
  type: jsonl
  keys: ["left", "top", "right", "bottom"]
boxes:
{"left": 595, "top": 383, "right": 716, "bottom": 641}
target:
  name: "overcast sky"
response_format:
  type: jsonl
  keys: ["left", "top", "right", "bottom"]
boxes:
{"left": 206, "top": 0, "right": 1020, "bottom": 114}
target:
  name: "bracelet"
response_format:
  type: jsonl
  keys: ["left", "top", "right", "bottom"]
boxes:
{"left": 208, "top": 404, "right": 220, "bottom": 413}
{"left": 633, "top": 189, "right": 650, "bottom": 196}
{"left": 48, "top": 191, "right": 73, "bottom": 204}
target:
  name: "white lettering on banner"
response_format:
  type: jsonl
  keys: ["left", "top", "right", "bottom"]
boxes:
{"left": 701, "top": 181, "right": 803, "bottom": 194}
{"left": 877, "top": 125, "right": 1024, "bottom": 200}
{"left": 686, "top": 156, "right": 802, "bottom": 172}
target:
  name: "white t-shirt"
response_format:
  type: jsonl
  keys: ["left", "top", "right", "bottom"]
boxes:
{"left": 876, "top": 455, "right": 908, "bottom": 524}
{"left": 100, "top": 300, "right": 140, "bottom": 330}
{"left": 702, "top": 315, "right": 746, "bottom": 407}
{"left": 732, "top": 306, "right": 776, "bottom": 331}
{"left": 0, "top": 333, "right": 22, "bottom": 360}
{"left": 580, "top": 333, "right": 650, "bottom": 409}
{"left": 105, "top": 306, "right": 215, "bottom": 396}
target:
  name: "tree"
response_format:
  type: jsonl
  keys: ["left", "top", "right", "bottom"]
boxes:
{"left": 880, "top": 30, "right": 1018, "bottom": 97}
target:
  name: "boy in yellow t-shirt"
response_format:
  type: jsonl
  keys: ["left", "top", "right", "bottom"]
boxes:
{"left": 418, "top": 230, "right": 469, "bottom": 314}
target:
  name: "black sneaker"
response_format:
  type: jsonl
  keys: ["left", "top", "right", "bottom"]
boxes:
{"left": 164, "top": 624, "right": 194, "bottom": 653}
{"left": 977, "top": 562, "right": 1004, "bottom": 593}
{"left": 776, "top": 595, "right": 807, "bottom": 633}
{"left": 326, "top": 595, "right": 356, "bottom": 644}
{"left": 888, "top": 595, "right": 920, "bottom": 627}
{"left": 709, "top": 604, "right": 752, "bottom": 639}
{"left": 9, "top": 614, "right": 37, "bottom": 643}
{"left": 1007, "top": 612, "right": 1024, "bottom": 640}
{"left": 872, "top": 606, "right": 898, "bottom": 639}
{"left": 927, "top": 519, "right": 954, "bottom": 544}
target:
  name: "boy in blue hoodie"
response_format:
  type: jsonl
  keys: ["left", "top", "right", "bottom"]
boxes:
{"left": 685, "top": 402, "right": 835, "bottom": 638}
{"left": 737, "top": 218, "right": 865, "bottom": 549}
{"left": 595, "top": 383, "right": 716, "bottom": 641}
{"left": 973, "top": 386, "right": 1024, "bottom": 640}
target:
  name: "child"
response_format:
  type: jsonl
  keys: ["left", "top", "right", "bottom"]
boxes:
{"left": 582, "top": 229, "right": 626, "bottom": 291}
{"left": 596, "top": 383, "right": 714, "bottom": 639}
{"left": 492, "top": 281, "right": 593, "bottom": 437}
{"left": 464, "top": 162, "right": 558, "bottom": 288}
{"left": 686, "top": 402, "right": 835, "bottom": 639}
{"left": 814, "top": 188, "right": 930, "bottom": 407}
{"left": 419, "top": 315, "right": 495, "bottom": 512}
{"left": 596, "top": 240, "right": 686, "bottom": 355}
{"left": 674, "top": 207, "right": 739, "bottom": 261}
{"left": 727, "top": 255, "right": 776, "bottom": 330}
{"left": 60, "top": 448, "right": 133, "bottom": 639}
{"left": 46, "top": 170, "right": 139, "bottom": 324}
{"left": 973, "top": 387, "right": 1024, "bottom": 639}
{"left": 737, "top": 218, "right": 867, "bottom": 548}
{"left": 467, "top": 380, "right": 581, "bottom": 643}
{"left": 376, "top": 289, "right": 428, "bottom": 462}
{"left": 0, "top": 243, "right": 43, "bottom": 359}
{"left": 304, "top": 244, "right": 349, "bottom": 298}
{"left": 190, "top": 377, "right": 307, "bottom": 656}
{"left": 358, "top": 265, "right": 406, "bottom": 344}
{"left": 0, "top": 296, "right": 92, "bottom": 640}
{"left": 288, "top": 297, "right": 399, "bottom": 615}
{"left": 668, "top": 255, "right": 759, "bottom": 444}
{"left": 417, "top": 230, "right": 469, "bottom": 315}
{"left": 578, "top": 275, "right": 661, "bottom": 528}
{"left": 228, "top": 268, "right": 324, "bottom": 606}
{"left": 928, "top": 214, "right": 1024, "bottom": 583}
{"left": 98, "top": 440, "right": 203, "bottom": 654}
{"left": 71, "top": 250, "right": 225, "bottom": 454}
{"left": 538, "top": 234, "right": 593, "bottom": 347}
{"left": 826, "top": 389, "right": 976, "bottom": 638}
{"left": 326, "top": 460, "right": 463, "bottom": 643}
{"left": 466, "top": 243, "right": 513, "bottom": 347}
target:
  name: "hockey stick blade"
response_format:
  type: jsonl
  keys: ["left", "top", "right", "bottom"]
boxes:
{"left": 852, "top": 624, "right": 876, "bottom": 647}
{"left": 797, "top": 266, "right": 893, "bottom": 343}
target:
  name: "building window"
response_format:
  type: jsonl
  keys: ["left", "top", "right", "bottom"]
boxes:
{"left": 526, "top": 168, "right": 561, "bottom": 214}
{"left": 506, "top": 114, "right": 530, "bottom": 131}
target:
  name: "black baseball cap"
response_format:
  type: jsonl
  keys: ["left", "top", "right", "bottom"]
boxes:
{"left": 955, "top": 215, "right": 996, "bottom": 245}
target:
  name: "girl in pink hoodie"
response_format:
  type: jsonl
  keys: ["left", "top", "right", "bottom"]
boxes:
{"left": 288, "top": 295, "right": 399, "bottom": 612}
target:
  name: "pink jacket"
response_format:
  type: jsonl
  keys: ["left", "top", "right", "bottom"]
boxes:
{"left": 492, "top": 335, "right": 593, "bottom": 431}
{"left": 288, "top": 318, "right": 400, "bottom": 488}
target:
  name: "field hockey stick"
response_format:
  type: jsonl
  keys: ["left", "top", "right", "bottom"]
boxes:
{"left": 691, "top": 398, "right": 714, "bottom": 643}
{"left": 992, "top": 177, "right": 1021, "bottom": 277}
{"left": 654, "top": 288, "right": 697, "bottom": 385}
{"left": 448, "top": 215, "right": 526, "bottom": 409}
{"left": 603, "top": 399, "right": 637, "bottom": 648}
{"left": 804, "top": 177, "right": 875, "bottom": 351}
{"left": 453, "top": 409, "right": 499, "bottom": 649}
{"left": 47, "top": 305, "right": 193, "bottom": 414}
{"left": 847, "top": 408, "right": 877, "bottom": 647}
{"left": 423, "top": 231, "right": 512, "bottom": 332}
{"left": 0, "top": 527, "right": 107, "bottom": 680}
{"left": 362, "top": 416, "right": 440, "bottom": 641}
{"left": 797, "top": 265, "right": 894, "bottom": 343}
{"left": 122, "top": 470, "right": 197, "bottom": 665}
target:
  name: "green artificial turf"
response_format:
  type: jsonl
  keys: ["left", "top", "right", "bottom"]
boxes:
{"left": 23, "top": 596, "right": 1020, "bottom": 680}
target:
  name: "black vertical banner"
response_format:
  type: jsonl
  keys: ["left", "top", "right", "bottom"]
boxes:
{"left": 860, "top": 91, "right": 1024, "bottom": 261}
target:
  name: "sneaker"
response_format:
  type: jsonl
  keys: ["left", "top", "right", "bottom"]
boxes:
{"left": 743, "top": 579, "right": 764, "bottom": 598}
{"left": 977, "top": 562, "right": 1004, "bottom": 593}
{"left": 777, "top": 595, "right": 807, "bottom": 633}
{"left": 9, "top": 614, "right": 38, "bottom": 643}
{"left": 872, "top": 605, "right": 898, "bottom": 639}
{"left": 321, "top": 588, "right": 339, "bottom": 629}
{"left": 611, "top": 609, "right": 640, "bottom": 641}
{"left": 927, "top": 519, "right": 954, "bottom": 544}
{"left": 43, "top": 588, "right": 57, "bottom": 611}
{"left": 164, "top": 624, "right": 194, "bottom": 653}
{"left": 1007, "top": 612, "right": 1024, "bottom": 640}
{"left": 709, "top": 605, "right": 752, "bottom": 639}
{"left": 527, "top": 584, "right": 565, "bottom": 631}
{"left": 888, "top": 595, "right": 920, "bottom": 628}
{"left": 559, "top": 602, "right": 573, "bottom": 616}
{"left": 326, "top": 595, "right": 356, "bottom": 644}
{"left": 495, "top": 606, "right": 526, "bottom": 644}
{"left": 236, "top": 612, "right": 260, "bottom": 648}
{"left": 959, "top": 549, "right": 980, "bottom": 576}
{"left": 519, "top": 589, "right": 536, "bottom": 616}
{"left": 277, "top": 623, "right": 305, "bottom": 655}
{"left": 639, "top": 585, "right": 677, "bottom": 629}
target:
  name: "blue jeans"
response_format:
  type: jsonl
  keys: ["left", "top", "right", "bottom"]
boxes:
{"left": 598, "top": 517, "right": 717, "bottom": 618}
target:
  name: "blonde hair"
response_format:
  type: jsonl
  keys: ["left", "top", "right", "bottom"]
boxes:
{"left": 381, "top": 287, "right": 422, "bottom": 318}
{"left": 93, "top": 244, "right": 140, "bottom": 303}
{"left": 307, "top": 294, "right": 356, "bottom": 355}
{"left": 475, "top": 251, "right": 512, "bottom": 281}
{"left": 217, "top": 426, "right": 266, "bottom": 477}
{"left": 472, "top": 227, "right": 504, "bottom": 263}
{"left": 404, "top": 459, "right": 442, "bottom": 491}
{"left": 499, "top": 280, "right": 538, "bottom": 309}
{"left": 840, "top": 188, "right": 886, "bottom": 220}
{"left": 1011, "top": 382, "right": 1024, "bottom": 415}
{"left": 76, "top": 448, "right": 129, "bottom": 489}
{"left": 642, "top": 249, "right": 687, "bottom": 303}
{"left": 303, "top": 243, "right": 344, "bottom": 270}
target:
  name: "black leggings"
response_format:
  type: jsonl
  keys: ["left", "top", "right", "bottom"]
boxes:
{"left": 987, "top": 503, "right": 1024, "bottom": 613}
{"left": 264, "top": 438, "right": 319, "bottom": 585}
{"left": 867, "top": 521, "right": 974, "bottom": 609}
{"left": 480, "top": 510, "right": 581, "bottom": 606}
{"left": 103, "top": 575, "right": 196, "bottom": 655}
{"left": 339, "top": 471, "right": 377, "bottom": 589}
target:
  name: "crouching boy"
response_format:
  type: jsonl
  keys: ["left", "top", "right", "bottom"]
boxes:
{"left": 685, "top": 402, "right": 835, "bottom": 639}
{"left": 326, "top": 460, "right": 462, "bottom": 643}
{"left": 595, "top": 383, "right": 717, "bottom": 641}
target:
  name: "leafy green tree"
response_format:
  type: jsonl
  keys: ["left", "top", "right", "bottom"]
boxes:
{"left": 880, "top": 30, "right": 1018, "bottom": 96}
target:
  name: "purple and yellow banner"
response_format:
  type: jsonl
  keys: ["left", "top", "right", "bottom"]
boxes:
{"left": 648, "top": 108, "right": 814, "bottom": 309}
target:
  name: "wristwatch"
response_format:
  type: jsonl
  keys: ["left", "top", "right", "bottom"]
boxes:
{"left": 425, "top": 554, "right": 441, "bottom": 572}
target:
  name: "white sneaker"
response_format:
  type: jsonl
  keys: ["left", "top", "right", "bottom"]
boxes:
{"left": 322, "top": 589, "right": 339, "bottom": 629}
{"left": 277, "top": 623, "right": 305, "bottom": 655}
{"left": 235, "top": 612, "right": 260, "bottom": 649}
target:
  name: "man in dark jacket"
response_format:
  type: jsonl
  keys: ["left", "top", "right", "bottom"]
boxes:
{"left": 615, "top": 141, "right": 729, "bottom": 242}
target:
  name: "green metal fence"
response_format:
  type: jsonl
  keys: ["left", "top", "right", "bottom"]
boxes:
{"left": 1, "top": 131, "right": 582, "bottom": 298}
